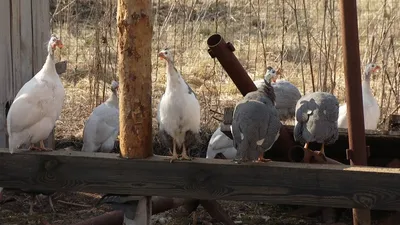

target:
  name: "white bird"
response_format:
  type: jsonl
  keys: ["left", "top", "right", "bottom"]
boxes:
{"left": 206, "top": 127, "right": 237, "bottom": 159}
{"left": 255, "top": 67, "right": 301, "bottom": 121}
{"left": 337, "top": 63, "right": 381, "bottom": 130}
{"left": 82, "top": 80, "right": 119, "bottom": 153}
{"left": 7, "top": 34, "right": 64, "bottom": 153}
{"left": 157, "top": 48, "right": 200, "bottom": 163}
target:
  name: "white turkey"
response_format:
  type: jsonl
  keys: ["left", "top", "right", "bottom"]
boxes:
{"left": 255, "top": 67, "right": 301, "bottom": 121}
{"left": 157, "top": 48, "right": 200, "bottom": 163}
{"left": 7, "top": 34, "right": 64, "bottom": 153}
{"left": 82, "top": 80, "right": 119, "bottom": 153}
{"left": 337, "top": 63, "right": 381, "bottom": 130}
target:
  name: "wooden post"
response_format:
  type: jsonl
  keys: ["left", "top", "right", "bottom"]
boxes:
{"left": 117, "top": 0, "right": 153, "bottom": 159}
{"left": 117, "top": 0, "right": 153, "bottom": 223}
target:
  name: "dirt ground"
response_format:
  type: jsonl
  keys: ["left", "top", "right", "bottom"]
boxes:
{"left": 0, "top": 131, "right": 394, "bottom": 225}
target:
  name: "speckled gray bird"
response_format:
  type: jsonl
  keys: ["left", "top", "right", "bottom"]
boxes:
{"left": 231, "top": 75, "right": 281, "bottom": 163}
{"left": 294, "top": 92, "right": 339, "bottom": 157}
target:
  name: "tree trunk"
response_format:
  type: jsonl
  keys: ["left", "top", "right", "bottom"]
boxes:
{"left": 117, "top": 0, "right": 153, "bottom": 159}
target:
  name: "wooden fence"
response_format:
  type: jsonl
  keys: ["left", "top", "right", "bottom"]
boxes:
{"left": 0, "top": 0, "right": 51, "bottom": 148}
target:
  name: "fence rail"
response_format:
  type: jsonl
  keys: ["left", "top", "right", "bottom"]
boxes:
{"left": 0, "top": 148, "right": 399, "bottom": 210}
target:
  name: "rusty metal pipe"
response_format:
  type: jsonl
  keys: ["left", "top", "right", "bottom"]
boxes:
{"left": 339, "top": 1, "right": 371, "bottom": 225}
{"left": 207, "top": 34, "right": 257, "bottom": 96}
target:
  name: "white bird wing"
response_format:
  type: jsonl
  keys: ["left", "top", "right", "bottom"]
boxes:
{"left": 83, "top": 103, "right": 119, "bottom": 148}
{"left": 208, "top": 127, "right": 233, "bottom": 151}
{"left": 7, "top": 77, "right": 55, "bottom": 133}
{"left": 337, "top": 103, "right": 348, "bottom": 128}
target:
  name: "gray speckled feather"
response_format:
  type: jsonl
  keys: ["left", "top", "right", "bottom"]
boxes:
{"left": 231, "top": 80, "right": 281, "bottom": 161}
{"left": 273, "top": 80, "right": 301, "bottom": 120}
{"left": 294, "top": 92, "right": 339, "bottom": 145}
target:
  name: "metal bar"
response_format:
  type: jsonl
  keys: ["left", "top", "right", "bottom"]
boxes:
{"left": 207, "top": 34, "right": 257, "bottom": 96}
{"left": 338, "top": 1, "right": 371, "bottom": 225}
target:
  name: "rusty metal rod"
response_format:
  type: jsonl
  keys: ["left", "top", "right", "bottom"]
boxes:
{"left": 207, "top": 34, "right": 257, "bottom": 96}
{"left": 339, "top": 1, "right": 371, "bottom": 225}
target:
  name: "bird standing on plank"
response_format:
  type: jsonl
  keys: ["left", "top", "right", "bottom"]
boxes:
{"left": 231, "top": 68, "right": 281, "bottom": 163}
{"left": 7, "top": 34, "right": 64, "bottom": 153}
{"left": 82, "top": 80, "right": 119, "bottom": 153}
{"left": 157, "top": 48, "right": 200, "bottom": 163}
{"left": 294, "top": 92, "right": 339, "bottom": 159}
{"left": 337, "top": 63, "right": 381, "bottom": 130}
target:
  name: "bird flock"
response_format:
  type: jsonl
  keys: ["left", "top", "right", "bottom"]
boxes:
{"left": 1, "top": 34, "right": 382, "bottom": 220}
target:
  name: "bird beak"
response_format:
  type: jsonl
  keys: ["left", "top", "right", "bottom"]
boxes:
{"left": 158, "top": 52, "right": 166, "bottom": 60}
{"left": 52, "top": 40, "right": 64, "bottom": 49}
{"left": 372, "top": 65, "right": 381, "bottom": 73}
{"left": 272, "top": 76, "right": 277, "bottom": 83}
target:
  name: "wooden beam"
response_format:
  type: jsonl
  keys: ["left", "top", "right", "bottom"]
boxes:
{"left": 117, "top": 0, "right": 153, "bottom": 159}
{"left": 0, "top": 149, "right": 400, "bottom": 210}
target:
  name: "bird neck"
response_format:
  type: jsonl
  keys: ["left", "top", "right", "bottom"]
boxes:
{"left": 165, "top": 60, "right": 184, "bottom": 91}
{"left": 40, "top": 50, "right": 57, "bottom": 75}
{"left": 260, "top": 81, "right": 276, "bottom": 104}
{"left": 106, "top": 90, "right": 119, "bottom": 108}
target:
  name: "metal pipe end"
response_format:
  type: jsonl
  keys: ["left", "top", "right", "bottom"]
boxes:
{"left": 288, "top": 145, "right": 305, "bottom": 162}
{"left": 207, "top": 34, "right": 223, "bottom": 47}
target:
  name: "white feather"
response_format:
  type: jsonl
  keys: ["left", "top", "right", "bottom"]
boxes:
{"left": 206, "top": 127, "right": 237, "bottom": 159}
{"left": 7, "top": 46, "right": 65, "bottom": 153}
{"left": 158, "top": 54, "right": 200, "bottom": 148}
{"left": 82, "top": 86, "right": 119, "bottom": 153}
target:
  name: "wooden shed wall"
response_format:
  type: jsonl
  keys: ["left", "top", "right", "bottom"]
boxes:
{"left": 0, "top": 0, "right": 50, "bottom": 148}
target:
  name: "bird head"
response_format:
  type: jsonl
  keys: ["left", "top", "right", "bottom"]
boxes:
{"left": 111, "top": 80, "right": 119, "bottom": 96}
{"left": 364, "top": 63, "right": 380, "bottom": 80}
{"left": 264, "top": 66, "right": 278, "bottom": 83}
{"left": 158, "top": 48, "right": 173, "bottom": 62}
{"left": 47, "top": 34, "right": 63, "bottom": 54}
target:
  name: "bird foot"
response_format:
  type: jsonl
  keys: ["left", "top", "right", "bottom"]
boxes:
{"left": 169, "top": 154, "right": 179, "bottom": 163}
{"left": 315, "top": 151, "right": 327, "bottom": 162}
{"left": 29, "top": 146, "right": 52, "bottom": 152}
{"left": 180, "top": 154, "right": 192, "bottom": 161}
{"left": 255, "top": 157, "right": 272, "bottom": 163}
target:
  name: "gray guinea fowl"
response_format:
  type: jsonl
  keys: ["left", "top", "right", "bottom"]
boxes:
{"left": 231, "top": 73, "right": 281, "bottom": 163}
{"left": 294, "top": 92, "right": 339, "bottom": 157}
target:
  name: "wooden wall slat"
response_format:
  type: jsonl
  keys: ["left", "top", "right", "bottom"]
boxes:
{"left": 0, "top": 0, "right": 12, "bottom": 148}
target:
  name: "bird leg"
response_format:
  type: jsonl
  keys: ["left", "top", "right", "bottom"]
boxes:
{"left": 255, "top": 152, "right": 272, "bottom": 163}
{"left": 170, "top": 139, "right": 179, "bottom": 163}
{"left": 316, "top": 144, "right": 327, "bottom": 161}
{"left": 304, "top": 142, "right": 309, "bottom": 150}
{"left": 180, "top": 143, "right": 192, "bottom": 161}
{"left": 29, "top": 194, "right": 35, "bottom": 215}
{"left": 49, "top": 196, "right": 56, "bottom": 213}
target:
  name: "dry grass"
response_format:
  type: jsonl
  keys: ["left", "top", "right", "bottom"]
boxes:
{"left": 3, "top": 0, "right": 400, "bottom": 224}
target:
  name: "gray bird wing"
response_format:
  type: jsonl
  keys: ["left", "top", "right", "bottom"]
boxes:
{"left": 273, "top": 81, "right": 301, "bottom": 119}
{"left": 232, "top": 100, "right": 279, "bottom": 161}
{"left": 293, "top": 98, "right": 313, "bottom": 143}
{"left": 261, "top": 105, "right": 282, "bottom": 150}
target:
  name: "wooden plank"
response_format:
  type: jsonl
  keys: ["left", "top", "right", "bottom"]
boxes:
{"left": 0, "top": 149, "right": 400, "bottom": 210}
{"left": 0, "top": 1, "right": 12, "bottom": 148}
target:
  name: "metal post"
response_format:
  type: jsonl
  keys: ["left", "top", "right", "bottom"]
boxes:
{"left": 338, "top": 1, "right": 371, "bottom": 224}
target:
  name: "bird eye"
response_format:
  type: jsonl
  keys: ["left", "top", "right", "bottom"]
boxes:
{"left": 165, "top": 52, "right": 168, "bottom": 55}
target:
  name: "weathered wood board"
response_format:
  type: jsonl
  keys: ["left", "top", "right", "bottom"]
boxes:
{"left": 0, "top": 149, "right": 400, "bottom": 210}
